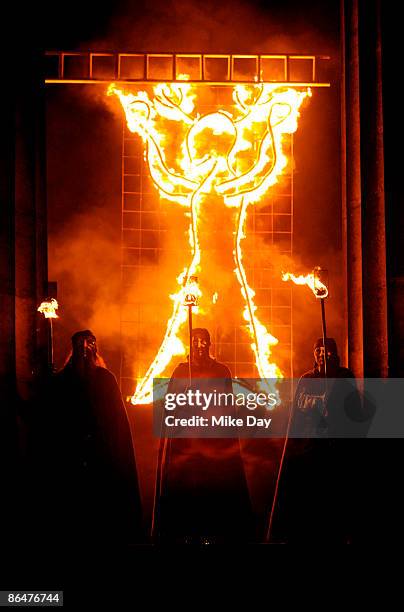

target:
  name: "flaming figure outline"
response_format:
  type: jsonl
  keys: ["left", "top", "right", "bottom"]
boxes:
{"left": 109, "top": 81, "right": 310, "bottom": 403}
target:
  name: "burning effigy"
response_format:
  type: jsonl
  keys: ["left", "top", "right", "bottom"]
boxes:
{"left": 109, "top": 81, "right": 310, "bottom": 403}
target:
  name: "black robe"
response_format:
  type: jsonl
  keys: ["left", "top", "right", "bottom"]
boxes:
{"left": 154, "top": 358, "right": 253, "bottom": 543}
{"left": 29, "top": 364, "right": 142, "bottom": 548}
{"left": 271, "top": 366, "right": 361, "bottom": 543}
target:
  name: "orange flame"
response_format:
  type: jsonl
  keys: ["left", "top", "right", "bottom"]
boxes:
{"left": 37, "top": 298, "right": 59, "bottom": 319}
{"left": 109, "top": 82, "right": 309, "bottom": 403}
{"left": 282, "top": 269, "right": 328, "bottom": 298}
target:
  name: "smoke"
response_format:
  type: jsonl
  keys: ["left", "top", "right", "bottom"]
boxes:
{"left": 71, "top": 0, "right": 339, "bottom": 57}
{"left": 46, "top": 85, "right": 123, "bottom": 371}
{"left": 50, "top": 213, "right": 121, "bottom": 331}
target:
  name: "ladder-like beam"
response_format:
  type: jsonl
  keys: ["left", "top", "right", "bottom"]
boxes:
{"left": 44, "top": 51, "right": 331, "bottom": 86}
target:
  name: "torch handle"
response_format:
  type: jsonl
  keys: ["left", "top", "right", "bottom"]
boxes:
{"left": 49, "top": 317, "right": 54, "bottom": 373}
{"left": 320, "top": 297, "right": 327, "bottom": 379}
{"left": 188, "top": 304, "right": 193, "bottom": 387}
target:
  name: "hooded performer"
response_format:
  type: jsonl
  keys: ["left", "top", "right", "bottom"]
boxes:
{"left": 154, "top": 328, "right": 253, "bottom": 544}
{"left": 29, "top": 330, "right": 142, "bottom": 548}
{"left": 271, "top": 337, "right": 362, "bottom": 543}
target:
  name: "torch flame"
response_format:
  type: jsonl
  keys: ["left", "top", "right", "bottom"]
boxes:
{"left": 37, "top": 298, "right": 59, "bottom": 319}
{"left": 282, "top": 270, "right": 328, "bottom": 298}
{"left": 109, "top": 82, "right": 309, "bottom": 403}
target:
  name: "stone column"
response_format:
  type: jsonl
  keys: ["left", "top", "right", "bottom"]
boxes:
{"left": 341, "top": 0, "right": 364, "bottom": 377}
{"left": 14, "top": 53, "right": 48, "bottom": 400}
{"left": 360, "top": 0, "right": 389, "bottom": 377}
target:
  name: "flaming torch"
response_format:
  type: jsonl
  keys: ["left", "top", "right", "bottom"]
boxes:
{"left": 183, "top": 275, "right": 199, "bottom": 386}
{"left": 282, "top": 267, "right": 329, "bottom": 375}
{"left": 265, "top": 268, "right": 329, "bottom": 543}
{"left": 37, "top": 298, "right": 59, "bottom": 373}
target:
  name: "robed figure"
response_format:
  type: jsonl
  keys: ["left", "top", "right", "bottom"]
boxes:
{"left": 271, "top": 338, "right": 362, "bottom": 543}
{"left": 153, "top": 328, "right": 253, "bottom": 544}
{"left": 28, "top": 330, "right": 142, "bottom": 549}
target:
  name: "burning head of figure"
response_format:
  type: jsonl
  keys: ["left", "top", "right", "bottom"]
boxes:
{"left": 191, "top": 328, "right": 211, "bottom": 367}
{"left": 313, "top": 337, "right": 340, "bottom": 374}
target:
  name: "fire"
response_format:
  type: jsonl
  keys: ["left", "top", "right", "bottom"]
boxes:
{"left": 37, "top": 298, "right": 59, "bottom": 319}
{"left": 132, "top": 271, "right": 202, "bottom": 404}
{"left": 183, "top": 275, "right": 200, "bottom": 306}
{"left": 108, "top": 82, "right": 309, "bottom": 403}
{"left": 282, "top": 269, "right": 328, "bottom": 298}
{"left": 234, "top": 196, "right": 281, "bottom": 381}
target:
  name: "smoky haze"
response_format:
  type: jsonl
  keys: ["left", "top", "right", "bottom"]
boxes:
{"left": 46, "top": 0, "right": 341, "bottom": 533}
{"left": 63, "top": 0, "right": 339, "bottom": 56}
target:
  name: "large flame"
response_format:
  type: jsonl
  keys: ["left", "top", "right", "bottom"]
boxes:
{"left": 109, "top": 82, "right": 309, "bottom": 403}
{"left": 37, "top": 298, "right": 59, "bottom": 319}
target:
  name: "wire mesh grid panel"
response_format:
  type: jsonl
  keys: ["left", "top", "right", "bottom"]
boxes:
{"left": 118, "top": 86, "right": 293, "bottom": 400}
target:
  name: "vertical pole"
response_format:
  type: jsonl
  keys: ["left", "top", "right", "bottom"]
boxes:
{"left": 344, "top": 0, "right": 364, "bottom": 377}
{"left": 188, "top": 304, "right": 193, "bottom": 386}
{"left": 320, "top": 298, "right": 328, "bottom": 377}
{"left": 48, "top": 318, "right": 54, "bottom": 373}
{"left": 15, "top": 52, "right": 48, "bottom": 397}
{"left": 340, "top": 0, "right": 349, "bottom": 367}
{"left": 361, "top": 0, "right": 389, "bottom": 377}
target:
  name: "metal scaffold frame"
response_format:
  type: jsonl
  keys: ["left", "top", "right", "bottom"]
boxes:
{"left": 44, "top": 51, "right": 330, "bottom": 87}
{"left": 44, "top": 49, "right": 331, "bottom": 395}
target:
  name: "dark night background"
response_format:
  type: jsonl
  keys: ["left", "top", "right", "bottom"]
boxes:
{"left": 1, "top": 0, "right": 403, "bottom": 586}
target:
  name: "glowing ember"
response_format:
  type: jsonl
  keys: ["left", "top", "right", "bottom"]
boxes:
{"left": 37, "top": 298, "right": 59, "bottom": 319}
{"left": 282, "top": 269, "right": 328, "bottom": 298}
{"left": 109, "top": 82, "right": 310, "bottom": 403}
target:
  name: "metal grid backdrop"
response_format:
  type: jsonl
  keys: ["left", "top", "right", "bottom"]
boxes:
{"left": 43, "top": 51, "right": 330, "bottom": 398}
{"left": 119, "top": 90, "right": 295, "bottom": 399}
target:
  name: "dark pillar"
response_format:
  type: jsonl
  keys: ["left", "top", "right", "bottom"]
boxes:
{"left": 14, "top": 54, "right": 48, "bottom": 400}
{"left": 341, "top": 0, "right": 388, "bottom": 377}
{"left": 0, "top": 80, "right": 18, "bottom": 538}
{"left": 341, "top": 0, "right": 364, "bottom": 377}
{"left": 360, "top": 0, "right": 389, "bottom": 377}
{"left": 0, "top": 97, "right": 16, "bottom": 406}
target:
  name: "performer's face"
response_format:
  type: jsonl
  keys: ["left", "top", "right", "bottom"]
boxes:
{"left": 73, "top": 335, "right": 97, "bottom": 363}
{"left": 192, "top": 332, "right": 210, "bottom": 364}
{"left": 314, "top": 346, "right": 333, "bottom": 368}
